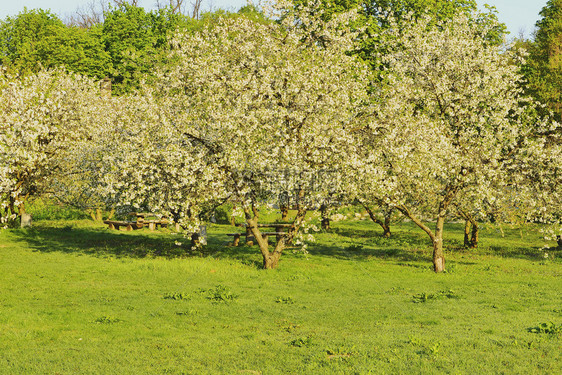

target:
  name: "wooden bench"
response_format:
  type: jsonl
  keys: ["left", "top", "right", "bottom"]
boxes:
{"left": 226, "top": 233, "right": 243, "bottom": 246}
{"left": 103, "top": 220, "right": 143, "bottom": 231}
{"left": 227, "top": 230, "right": 289, "bottom": 246}
{"left": 128, "top": 212, "right": 170, "bottom": 231}
{"left": 144, "top": 219, "right": 170, "bottom": 230}
{"left": 104, "top": 215, "right": 169, "bottom": 231}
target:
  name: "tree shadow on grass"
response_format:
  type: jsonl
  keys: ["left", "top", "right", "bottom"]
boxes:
{"left": 11, "top": 225, "right": 181, "bottom": 258}
{"left": 322, "top": 222, "right": 554, "bottom": 263}
{"left": 9, "top": 221, "right": 552, "bottom": 266}
{"left": 9, "top": 222, "right": 267, "bottom": 268}
{"left": 305, "top": 242, "right": 431, "bottom": 263}
{"left": 331, "top": 225, "right": 432, "bottom": 248}
{"left": 312, "top": 223, "right": 432, "bottom": 263}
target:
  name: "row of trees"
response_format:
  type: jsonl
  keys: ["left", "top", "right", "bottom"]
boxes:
{"left": 1, "top": 0, "right": 562, "bottom": 272}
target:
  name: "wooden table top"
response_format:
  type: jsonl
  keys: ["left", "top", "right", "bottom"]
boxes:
{"left": 235, "top": 223, "right": 293, "bottom": 228}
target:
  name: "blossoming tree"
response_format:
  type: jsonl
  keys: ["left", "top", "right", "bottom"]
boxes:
{"left": 124, "top": 1, "right": 371, "bottom": 268}
{"left": 352, "top": 13, "right": 551, "bottom": 272}
{"left": 0, "top": 69, "right": 103, "bottom": 226}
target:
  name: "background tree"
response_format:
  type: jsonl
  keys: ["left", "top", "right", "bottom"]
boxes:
{"left": 100, "top": 3, "right": 185, "bottom": 94}
{"left": 290, "top": 0, "right": 505, "bottom": 71}
{"left": 0, "top": 9, "right": 111, "bottom": 78}
{"left": 66, "top": 0, "right": 108, "bottom": 28}
{"left": 524, "top": 0, "right": 562, "bottom": 121}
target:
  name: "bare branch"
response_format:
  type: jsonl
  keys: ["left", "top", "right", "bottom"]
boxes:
{"left": 191, "top": 0, "right": 203, "bottom": 19}
{"left": 65, "top": 0, "right": 107, "bottom": 28}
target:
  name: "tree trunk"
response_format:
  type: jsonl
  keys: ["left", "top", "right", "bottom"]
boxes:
{"left": 433, "top": 215, "right": 446, "bottom": 272}
{"left": 246, "top": 218, "right": 270, "bottom": 264}
{"left": 320, "top": 204, "right": 330, "bottom": 230}
{"left": 395, "top": 204, "right": 444, "bottom": 272}
{"left": 470, "top": 221, "right": 479, "bottom": 249}
{"left": 19, "top": 203, "right": 32, "bottom": 228}
{"left": 463, "top": 220, "right": 471, "bottom": 247}
{"left": 383, "top": 210, "right": 392, "bottom": 238}
{"left": 281, "top": 205, "right": 288, "bottom": 221}
{"left": 363, "top": 203, "right": 391, "bottom": 238}
{"left": 263, "top": 252, "right": 281, "bottom": 269}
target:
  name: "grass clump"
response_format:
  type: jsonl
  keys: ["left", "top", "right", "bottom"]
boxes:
{"left": 411, "top": 289, "right": 461, "bottom": 303}
{"left": 528, "top": 322, "right": 562, "bottom": 335}
{"left": 275, "top": 296, "right": 295, "bottom": 304}
{"left": 290, "top": 336, "right": 314, "bottom": 347}
{"left": 94, "top": 316, "right": 121, "bottom": 324}
{"left": 206, "top": 285, "right": 237, "bottom": 303}
{"left": 163, "top": 292, "right": 190, "bottom": 300}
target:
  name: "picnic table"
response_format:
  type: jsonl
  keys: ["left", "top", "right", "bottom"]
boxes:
{"left": 227, "top": 223, "right": 293, "bottom": 246}
{"left": 130, "top": 212, "right": 172, "bottom": 230}
{"left": 103, "top": 212, "right": 170, "bottom": 231}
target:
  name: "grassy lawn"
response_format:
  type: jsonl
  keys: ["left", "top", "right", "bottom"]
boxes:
{"left": 0, "top": 218, "right": 561, "bottom": 374}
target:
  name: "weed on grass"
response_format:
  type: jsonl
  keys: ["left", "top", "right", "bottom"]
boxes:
{"left": 407, "top": 336, "right": 442, "bottom": 357}
{"left": 411, "top": 289, "right": 461, "bottom": 303}
{"left": 275, "top": 296, "right": 295, "bottom": 304}
{"left": 326, "top": 345, "right": 355, "bottom": 360}
{"left": 206, "top": 284, "right": 238, "bottom": 303}
{"left": 290, "top": 336, "right": 314, "bottom": 347}
{"left": 163, "top": 292, "right": 191, "bottom": 300}
{"left": 528, "top": 322, "right": 562, "bottom": 335}
{"left": 94, "top": 316, "right": 121, "bottom": 324}
{"left": 176, "top": 309, "right": 198, "bottom": 317}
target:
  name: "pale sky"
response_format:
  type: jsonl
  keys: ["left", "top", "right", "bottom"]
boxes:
{"left": 0, "top": 0, "right": 549, "bottom": 38}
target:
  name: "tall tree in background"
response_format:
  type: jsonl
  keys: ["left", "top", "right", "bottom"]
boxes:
{"left": 0, "top": 9, "right": 110, "bottom": 78}
{"left": 101, "top": 3, "right": 185, "bottom": 94}
{"left": 525, "top": 0, "right": 562, "bottom": 121}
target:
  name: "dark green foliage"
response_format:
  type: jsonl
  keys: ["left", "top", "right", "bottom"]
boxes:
{"left": 290, "top": 0, "right": 505, "bottom": 74}
{"left": 0, "top": 8, "right": 110, "bottom": 77}
{"left": 213, "top": 203, "right": 234, "bottom": 224}
{"left": 0, "top": 5, "right": 245, "bottom": 94}
{"left": 101, "top": 4, "right": 185, "bottom": 94}
{"left": 26, "top": 198, "right": 89, "bottom": 221}
{"left": 522, "top": 0, "right": 562, "bottom": 120}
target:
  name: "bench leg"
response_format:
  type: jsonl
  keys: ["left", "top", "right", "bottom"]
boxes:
{"left": 233, "top": 233, "right": 241, "bottom": 246}
{"left": 149, "top": 222, "right": 155, "bottom": 231}
{"left": 246, "top": 235, "right": 255, "bottom": 246}
{"left": 125, "top": 224, "right": 133, "bottom": 231}
{"left": 108, "top": 223, "right": 116, "bottom": 230}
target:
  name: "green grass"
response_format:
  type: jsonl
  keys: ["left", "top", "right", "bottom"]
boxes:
{"left": 0, "top": 218, "right": 561, "bottom": 374}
